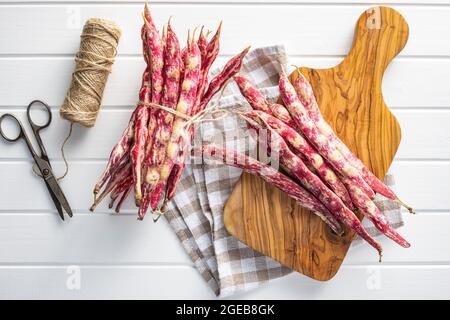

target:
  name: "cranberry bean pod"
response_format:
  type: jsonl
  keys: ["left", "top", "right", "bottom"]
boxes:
{"left": 269, "top": 103, "right": 298, "bottom": 129}
{"left": 130, "top": 66, "right": 151, "bottom": 205}
{"left": 115, "top": 183, "right": 132, "bottom": 213}
{"left": 179, "top": 47, "right": 187, "bottom": 81}
{"left": 90, "top": 162, "right": 132, "bottom": 212}
{"left": 247, "top": 110, "right": 353, "bottom": 209}
{"left": 248, "top": 120, "right": 384, "bottom": 254}
{"left": 199, "top": 145, "right": 343, "bottom": 234}
{"left": 164, "top": 46, "right": 250, "bottom": 202}
{"left": 197, "top": 46, "right": 250, "bottom": 113}
{"left": 341, "top": 175, "right": 410, "bottom": 248}
{"left": 233, "top": 75, "right": 352, "bottom": 206}
{"left": 204, "top": 22, "right": 222, "bottom": 72}
{"left": 194, "top": 22, "right": 222, "bottom": 114}
{"left": 146, "top": 20, "right": 182, "bottom": 193}
{"left": 279, "top": 69, "right": 375, "bottom": 199}
{"left": 234, "top": 75, "right": 271, "bottom": 112}
{"left": 109, "top": 175, "right": 133, "bottom": 209}
{"left": 142, "top": 8, "right": 164, "bottom": 150}
{"left": 198, "top": 27, "right": 209, "bottom": 62}
{"left": 234, "top": 75, "right": 296, "bottom": 127}
{"left": 93, "top": 111, "right": 135, "bottom": 195}
{"left": 268, "top": 128, "right": 381, "bottom": 255}
{"left": 264, "top": 128, "right": 386, "bottom": 254}
{"left": 293, "top": 72, "right": 414, "bottom": 212}
{"left": 195, "top": 27, "right": 209, "bottom": 106}
{"left": 148, "top": 38, "right": 201, "bottom": 219}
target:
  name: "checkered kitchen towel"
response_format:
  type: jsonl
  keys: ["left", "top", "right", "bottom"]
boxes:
{"left": 163, "top": 45, "right": 404, "bottom": 297}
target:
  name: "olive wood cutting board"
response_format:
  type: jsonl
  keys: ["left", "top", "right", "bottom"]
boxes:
{"left": 223, "top": 6, "right": 408, "bottom": 281}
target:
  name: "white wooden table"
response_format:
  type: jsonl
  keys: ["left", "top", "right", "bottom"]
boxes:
{"left": 0, "top": 0, "right": 449, "bottom": 299}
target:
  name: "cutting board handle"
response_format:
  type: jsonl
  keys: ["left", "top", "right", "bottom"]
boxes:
{"left": 343, "top": 6, "right": 409, "bottom": 76}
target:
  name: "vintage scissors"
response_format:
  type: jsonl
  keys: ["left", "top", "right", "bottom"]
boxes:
{"left": 0, "top": 100, "right": 73, "bottom": 220}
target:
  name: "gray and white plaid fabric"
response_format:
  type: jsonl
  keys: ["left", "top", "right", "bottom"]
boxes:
{"left": 163, "top": 45, "right": 403, "bottom": 297}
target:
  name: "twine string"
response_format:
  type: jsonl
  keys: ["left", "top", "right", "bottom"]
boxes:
{"left": 138, "top": 79, "right": 239, "bottom": 160}
{"left": 32, "top": 123, "right": 73, "bottom": 181}
{"left": 60, "top": 18, "right": 121, "bottom": 128}
{"left": 53, "top": 18, "right": 121, "bottom": 181}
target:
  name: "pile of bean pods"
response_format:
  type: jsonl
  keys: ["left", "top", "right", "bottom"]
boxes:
{"left": 198, "top": 71, "right": 413, "bottom": 258}
{"left": 91, "top": 3, "right": 249, "bottom": 218}
{"left": 91, "top": 3, "right": 413, "bottom": 259}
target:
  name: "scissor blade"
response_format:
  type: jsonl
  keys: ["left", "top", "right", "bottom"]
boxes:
{"left": 33, "top": 156, "right": 73, "bottom": 218}
{"left": 44, "top": 181, "right": 65, "bottom": 220}
{"left": 45, "top": 175, "right": 73, "bottom": 218}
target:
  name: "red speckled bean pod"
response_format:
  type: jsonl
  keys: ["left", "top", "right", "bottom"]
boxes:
{"left": 115, "top": 182, "right": 132, "bottom": 213}
{"left": 233, "top": 75, "right": 271, "bottom": 112}
{"left": 93, "top": 18, "right": 152, "bottom": 198}
{"left": 267, "top": 128, "right": 382, "bottom": 255}
{"left": 234, "top": 75, "right": 296, "bottom": 131}
{"left": 145, "top": 21, "right": 182, "bottom": 211}
{"left": 198, "top": 27, "right": 209, "bottom": 62}
{"left": 93, "top": 10, "right": 151, "bottom": 208}
{"left": 340, "top": 174, "right": 410, "bottom": 248}
{"left": 247, "top": 118, "right": 384, "bottom": 255}
{"left": 130, "top": 66, "right": 151, "bottom": 205}
{"left": 269, "top": 103, "right": 298, "bottom": 129}
{"left": 194, "top": 22, "right": 222, "bottom": 112}
{"left": 293, "top": 72, "right": 414, "bottom": 213}
{"left": 179, "top": 47, "right": 187, "bottom": 80}
{"left": 132, "top": 7, "right": 164, "bottom": 207}
{"left": 142, "top": 6, "right": 164, "bottom": 148}
{"left": 197, "top": 46, "right": 250, "bottom": 113}
{"left": 165, "top": 46, "right": 250, "bottom": 202}
{"left": 234, "top": 75, "right": 352, "bottom": 207}
{"left": 147, "top": 36, "right": 201, "bottom": 219}
{"left": 204, "top": 22, "right": 222, "bottom": 72}
{"left": 109, "top": 174, "right": 133, "bottom": 209}
{"left": 90, "top": 162, "right": 132, "bottom": 212}
{"left": 246, "top": 110, "right": 353, "bottom": 209}
{"left": 279, "top": 69, "right": 375, "bottom": 199}
{"left": 199, "top": 145, "right": 344, "bottom": 235}
{"left": 145, "top": 20, "right": 182, "bottom": 196}
{"left": 149, "top": 43, "right": 187, "bottom": 210}
{"left": 93, "top": 111, "right": 135, "bottom": 195}
{"left": 234, "top": 75, "right": 297, "bottom": 131}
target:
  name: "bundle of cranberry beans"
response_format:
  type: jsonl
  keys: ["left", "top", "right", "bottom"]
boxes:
{"left": 91, "top": 4, "right": 249, "bottom": 218}
{"left": 91, "top": 4, "right": 412, "bottom": 258}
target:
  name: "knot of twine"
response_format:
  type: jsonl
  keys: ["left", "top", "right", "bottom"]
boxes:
{"left": 60, "top": 18, "right": 121, "bottom": 128}
{"left": 138, "top": 80, "right": 242, "bottom": 154}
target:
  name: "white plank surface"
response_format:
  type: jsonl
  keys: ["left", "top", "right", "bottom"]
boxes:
{"left": 1, "top": 265, "right": 449, "bottom": 299}
{"left": 0, "top": 214, "right": 446, "bottom": 265}
{"left": 0, "top": 4, "right": 449, "bottom": 56}
{"left": 0, "top": 0, "right": 449, "bottom": 299}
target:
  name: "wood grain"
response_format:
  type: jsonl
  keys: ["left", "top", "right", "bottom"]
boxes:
{"left": 224, "top": 6, "right": 409, "bottom": 280}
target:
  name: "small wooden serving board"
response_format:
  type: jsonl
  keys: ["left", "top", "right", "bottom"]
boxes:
{"left": 223, "top": 6, "right": 409, "bottom": 281}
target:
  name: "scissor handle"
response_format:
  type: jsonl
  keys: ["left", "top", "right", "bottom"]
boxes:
{"left": 27, "top": 100, "right": 52, "bottom": 133}
{"left": 0, "top": 113, "right": 25, "bottom": 142}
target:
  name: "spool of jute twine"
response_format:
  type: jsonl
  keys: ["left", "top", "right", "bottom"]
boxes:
{"left": 60, "top": 18, "right": 121, "bottom": 127}
{"left": 39, "top": 19, "right": 121, "bottom": 181}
